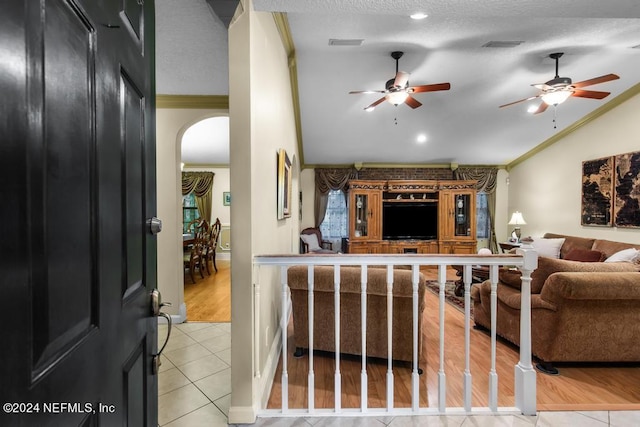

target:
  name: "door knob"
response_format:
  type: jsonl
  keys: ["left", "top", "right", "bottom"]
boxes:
{"left": 147, "top": 217, "right": 162, "bottom": 235}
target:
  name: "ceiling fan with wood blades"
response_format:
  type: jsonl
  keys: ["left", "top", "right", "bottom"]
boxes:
{"left": 499, "top": 52, "right": 619, "bottom": 114}
{"left": 349, "top": 51, "right": 451, "bottom": 111}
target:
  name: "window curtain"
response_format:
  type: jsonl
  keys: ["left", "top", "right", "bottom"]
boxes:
{"left": 314, "top": 168, "right": 357, "bottom": 227}
{"left": 453, "top": 167, "right": 499, "bottom": 253}
{"left": 181, "top": 171, "right": 215, "bottom": 223}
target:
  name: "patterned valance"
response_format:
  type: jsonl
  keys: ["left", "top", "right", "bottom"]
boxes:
{"left": 454, "top": 167, "right": 498, "bottom": 193}
{"left": 182, "top": 172, "right": 214, "bottom": 197}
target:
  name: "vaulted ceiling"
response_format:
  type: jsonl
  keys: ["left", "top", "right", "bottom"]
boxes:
{"left": 157, "top": 0, "right": 640, "bottom": 167}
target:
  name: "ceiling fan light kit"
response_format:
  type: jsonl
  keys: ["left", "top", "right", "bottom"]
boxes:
{"left": 499, "top": 51, "right": 619, "bottom": 114}
{"left": 349, "top": 51, "right": 451, "bottom": 111}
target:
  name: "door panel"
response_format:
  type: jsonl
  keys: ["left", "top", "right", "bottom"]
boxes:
{"left": 0, "top": 0, "right": 157, "bottom": 425}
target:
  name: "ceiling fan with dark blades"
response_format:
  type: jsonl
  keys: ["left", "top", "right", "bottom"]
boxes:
{"left": 349, "top": 51, "right": 451, "bottom": 111}
{"left": 499, "top": 52, "right": 619, "bottom": 114}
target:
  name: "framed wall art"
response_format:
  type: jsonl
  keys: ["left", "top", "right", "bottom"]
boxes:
{"left": 223, "top": 191, "right": 231, "bottom": 206}
{"left": 277, "top": 148, "right": 292, "bottom": 220}
{"left": 614, "top": 150, "right": 640, "bottom": 228}
{"left": 581, "top": 156, "right": 614, "bottom": 226}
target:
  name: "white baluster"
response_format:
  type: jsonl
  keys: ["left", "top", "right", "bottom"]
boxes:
{"left": 360, "top": 265, "right": 368, "bottom": 412}
{"left": 334, "top": 264, "right": 342, "bottom": 412}
{"left": 489, "top": 264, "right": 499, "bottom": 411}
{"left": 386, "top": 264, "right": 394, "bottom": 411}
{"left": 307, "top": 265, "right": 315, "bottom": 412}
{"left": 280, "top": 265, "right": 288, "bottom": 412}
{"left": 437, "top": 264, "right": 447, "bottom": 412}
{"left": 410, "top": 265, "right": 421, "bottom": 411}
{"left": 515, "top": 239, "right": 538, "bottom": 415}
{"left": 463, "top": 264, "right": 472, "bottom": 411}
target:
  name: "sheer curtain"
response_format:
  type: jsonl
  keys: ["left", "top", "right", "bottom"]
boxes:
{"left": 454, "top": 167, "right": 499, "bottom": 253}
{"left": 314, "top": 168, "right": 357, "bottom": 227}
{"left": 181, "top": 171, "right": 215, "bottom": 223}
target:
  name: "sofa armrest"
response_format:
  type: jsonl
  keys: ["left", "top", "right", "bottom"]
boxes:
{"left": 540, "top": 272, "right": 640, "bottom": 304}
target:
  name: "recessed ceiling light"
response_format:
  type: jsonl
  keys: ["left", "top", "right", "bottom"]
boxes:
{"left": 417, "top": 134, "right": 427, "bottom": 143}
{"left": 410, "top": 12, "right": 428, "bottom": 20}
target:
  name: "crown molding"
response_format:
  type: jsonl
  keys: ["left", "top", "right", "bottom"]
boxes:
{"left": 156, "top": 95, "right": 229, "bottom": 109}
{"left": 272, "top": 12, "right": 305, "bottom": 168}
{"left": 507, "top": 81, "right": 640, "bottom": 171}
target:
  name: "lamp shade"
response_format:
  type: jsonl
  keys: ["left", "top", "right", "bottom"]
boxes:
{"left": 508, "top": 211, "right": 526, "bottom": 225}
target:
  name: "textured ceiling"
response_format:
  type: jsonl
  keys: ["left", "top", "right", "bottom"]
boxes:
{"left": 156, "top": 0, "right": 229, "bottom": 95}
{"left": 157, "top": 0, "right": 640, "bottom": 166}
{"left": 254, "top": 0, "right": 640, "bottom": 166}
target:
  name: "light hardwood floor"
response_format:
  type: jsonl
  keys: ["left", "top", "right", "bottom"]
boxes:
{"left": 183, "top": 262, "right": 640, "bottom": 410}
{"left": 183, "top": 259, "right": 231, "bottom": 322}
{"left": 267, "top": 267, "right": 640, "bottom": 411}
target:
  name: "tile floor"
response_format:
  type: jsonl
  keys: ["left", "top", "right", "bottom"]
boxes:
{"left": 158, "top": 322, "right": 640, "bottom": 426}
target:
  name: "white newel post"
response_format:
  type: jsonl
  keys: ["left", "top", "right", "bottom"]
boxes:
{"left": 515, "top": 238, "right": 538, "bottom": 415}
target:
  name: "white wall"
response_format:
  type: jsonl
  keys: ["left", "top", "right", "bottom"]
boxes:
{"left": 156, "top": 108, "right": 228, "bottom": 318}
{"left": 508, "top": 92, "right": 640, "bottom": 244}
{"left": 228, "top": 1, "right": 301, "bottom": 422}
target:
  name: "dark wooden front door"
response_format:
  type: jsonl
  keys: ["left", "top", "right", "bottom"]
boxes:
{"left": 0, "top": 0, "right": 158, "bottom": 425}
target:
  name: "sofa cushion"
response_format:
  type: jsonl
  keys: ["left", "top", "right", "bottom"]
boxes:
{"left": 604, "top": 248, "right": 640, "bottom": 263}
{"left": 592, "top": 239, "right": 640, "bottom": 259}
{"left": 531, "top": 237, "right": 565, "bottom": 259}
{"left": 530, "top": 256, "right": 640, "bottom": 294}
{"left": 499, "top": 268, "right": 525, "bottom": 290}
{"left": 564, "top": 248, "right": 606, "bottom": 262}
{"left": 543, "top": 233, "right": 596, "bottom": 259}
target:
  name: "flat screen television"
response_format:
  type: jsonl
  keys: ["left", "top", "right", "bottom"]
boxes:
{"left": 382, "top": 202, "right": 438, "bottom": 240}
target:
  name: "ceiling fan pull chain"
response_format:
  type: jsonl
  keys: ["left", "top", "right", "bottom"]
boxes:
{"left": 553, "top": 105, "right": 557, "bottom": 129}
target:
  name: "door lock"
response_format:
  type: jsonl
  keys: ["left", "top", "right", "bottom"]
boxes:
{"left": 150, "top": 289, "right": 172, "bottom": 374}
{"left": 147, "top": 217, "right": 163, "bottom": 235}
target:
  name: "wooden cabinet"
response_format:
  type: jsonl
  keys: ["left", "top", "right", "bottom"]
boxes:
{"left": 347, "top": 179, "right": 477, "bottom": 254}
{"left": 438, "top": 183, "right": 477, "bottom": 253}
{"left": 348, "top": 181, "right": 384, "bottom": 249}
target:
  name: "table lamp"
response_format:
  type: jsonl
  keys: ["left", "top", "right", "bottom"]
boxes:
{"left": 508, "top": 211, "right": 526, "bottom": 242}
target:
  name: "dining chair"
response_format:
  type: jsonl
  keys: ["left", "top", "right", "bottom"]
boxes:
{"left": 204, "top": 218, "right": 222, "bottom": 274}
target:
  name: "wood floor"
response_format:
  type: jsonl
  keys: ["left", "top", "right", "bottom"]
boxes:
{"left": 183, "top": 259, "right": 231, "bottom": 322}
{"left": 267, "top": 267, "right": 640, "bottom": 411}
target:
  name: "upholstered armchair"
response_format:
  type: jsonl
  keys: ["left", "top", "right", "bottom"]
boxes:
{"left": 299, "top": 227, "right": 334, "bottom": 254}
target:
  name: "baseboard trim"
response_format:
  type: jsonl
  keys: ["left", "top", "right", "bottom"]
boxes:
{"left": 227, "top": 405, "right": 257, "bottom": 424}
{"left": 157, "top": 302, "right": 187, "bottom": 325}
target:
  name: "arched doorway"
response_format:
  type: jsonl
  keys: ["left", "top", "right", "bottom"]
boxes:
{"left": 180, "top": 115, "right": 231, "bottom": 322}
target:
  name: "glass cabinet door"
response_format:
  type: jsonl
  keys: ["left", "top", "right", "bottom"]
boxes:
{"left": 454, "top": 194, "right": 471, "bottom": 237}
{"left": 354, "top": 194, "right": 369, "bottom": 238}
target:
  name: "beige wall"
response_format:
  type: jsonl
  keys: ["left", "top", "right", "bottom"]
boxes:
{"left": 508, "top": 91, "right": 640, "bottom": 244}
{"left": 228, "top": 1, "right": 300, "bottom": 422}
{"left": 300, "top": 168, "right": 316, "bottom": 228}
{"left": 156, "top": 108, "right": 228, "bottom": 318}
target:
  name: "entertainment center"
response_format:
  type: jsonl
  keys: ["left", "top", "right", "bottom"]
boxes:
{"left": 347, "top": 179, "right": 477, "bottom": 254}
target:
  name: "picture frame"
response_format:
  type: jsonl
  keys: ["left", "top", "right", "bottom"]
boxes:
{"left": 277, "top": 148, "right": 292, "bottom": 220}
{"left": 581, "top": 156, "right": 614, "bottom": 226}
{"left": 223, "top": 191, "right": 231, "bottom": 206}
{"left": 614, "top": 150, "right": 640, "bottom": 228}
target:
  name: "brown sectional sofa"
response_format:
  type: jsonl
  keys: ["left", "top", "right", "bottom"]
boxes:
{"left": 472, "top": 233, "right": 640, "bottom": 373}
{"left": 287, "top": 265, "right": 426, "bottom": 364}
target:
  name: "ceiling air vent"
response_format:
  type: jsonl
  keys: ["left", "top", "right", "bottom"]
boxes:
{"left": 482, "top": 41, "right": 524, "bottom": 48}
{"left": 329, "top": 39, "right": 364, "bottom": 47}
